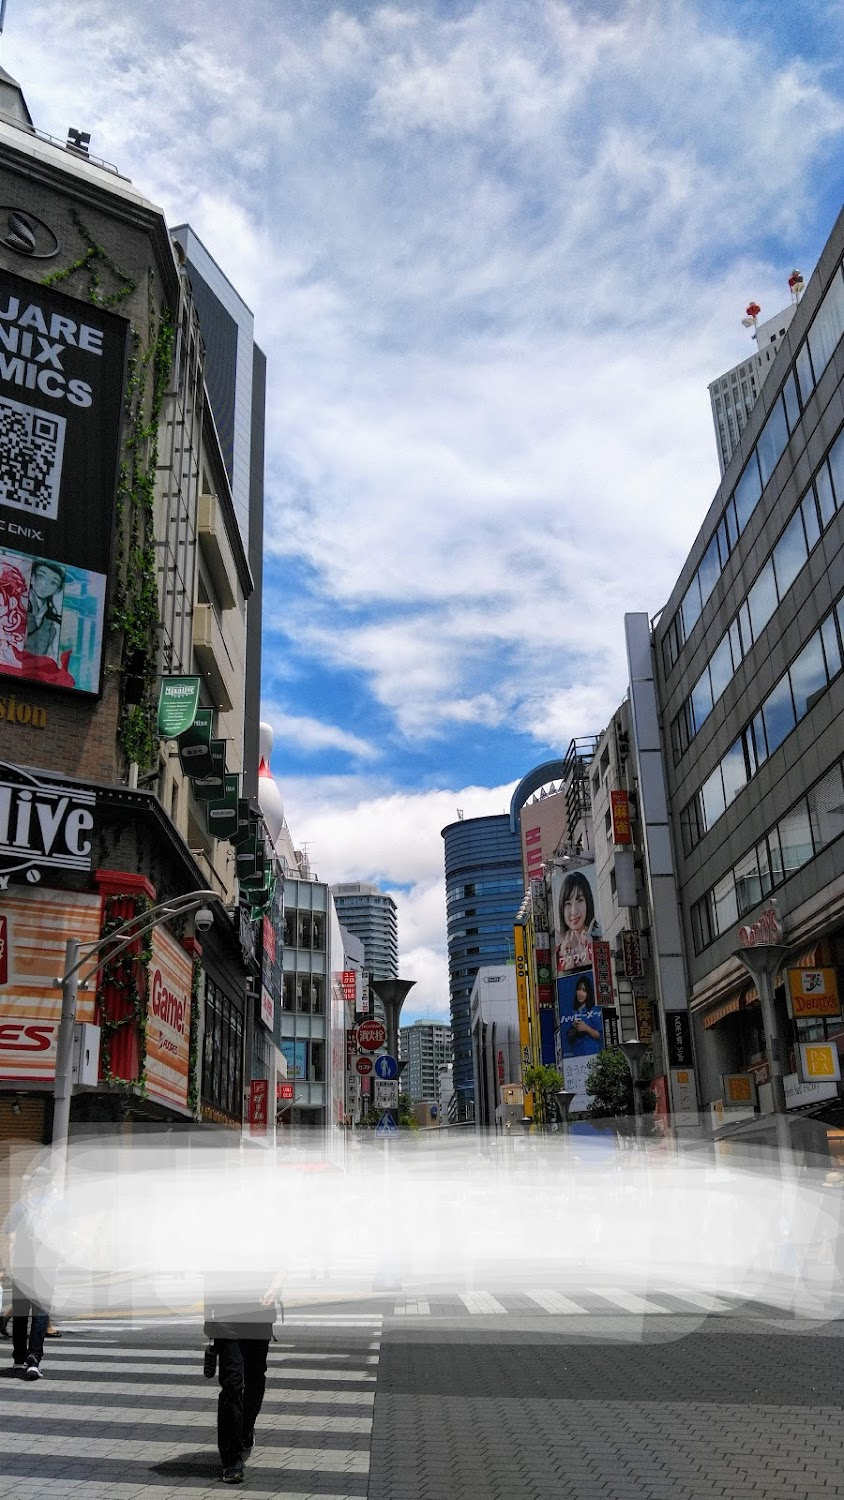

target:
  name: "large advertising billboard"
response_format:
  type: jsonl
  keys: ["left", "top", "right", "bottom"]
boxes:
{"left": 0, "top": 888, "right": 101, "bottom": 1080}
{"left": 550, "top": 862, "right": 604, "bottom": 1111}
{"left": 0, "top": 269, "right": 128, "bottom": 696}
{"left": 550, "top": 862, "right": 601, "bottom": 975}
{"left": 145, "top": 926, "right": 193, "bottom": 1112}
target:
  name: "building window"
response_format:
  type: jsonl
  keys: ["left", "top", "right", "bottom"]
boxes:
{"left": 202, "top": 979, "right": 243, "bottom": 1117}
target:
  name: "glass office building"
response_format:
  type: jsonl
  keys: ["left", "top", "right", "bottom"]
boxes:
{"left": 441, "top": 815, "right": 525, "bottom": 1120}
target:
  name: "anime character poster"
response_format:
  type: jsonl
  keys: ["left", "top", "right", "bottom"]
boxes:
{"left": 0, "top": 545, "right": 106, "bottom": 692}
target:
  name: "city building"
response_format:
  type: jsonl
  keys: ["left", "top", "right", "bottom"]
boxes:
{"left": 399, "top": 1020, "right": 452, "bottom": 1104}
{"left": 649, "top": 204, "right": 844, "bottom": 1145}
{"left": 0, "top": 71, "right": 265, "bottom": 1165}
{"left": 170, "top": 224, "right": 266, "bottom": 799}
{"left": 331, "top": 882, "right": 398, "bottom": 979}
{"left": 469, "top": 966, "right": 520, "bottom": 1132}
{"left": 708, "top": 297, "right": 798, "bottom": 476}
{"left": 441, "top": 814, "right": 524, "bottom": 1120}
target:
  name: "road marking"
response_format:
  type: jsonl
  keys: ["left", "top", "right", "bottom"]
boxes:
{"left": 525, "top": 1289, "right": 590, "bottom": 1315}
{"left": 591, "top": 1287, "right": 672, "bottom": 1314}
{"left": 459, "top": 1291, "right": 508, "bottom": 1315}
{"left": 394, "top": 1299, "right": 431, "bottom": 1315}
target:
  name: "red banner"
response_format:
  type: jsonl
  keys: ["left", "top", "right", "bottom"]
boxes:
{"left": 592, "top": 939, "right": 615, "bottom": 1007}
{"left": 249, "top": 1079, "right": 268, "bottom": 1132}
{"left": 610, "top": 790, "right": 631, "bottom": 845}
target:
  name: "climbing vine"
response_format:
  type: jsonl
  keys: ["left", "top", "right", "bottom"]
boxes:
{"left": 42, "top": 211, "right": 175, "bottom": 771}
{"left": 97, "top": 894, "right": 152, "bottom": 1094}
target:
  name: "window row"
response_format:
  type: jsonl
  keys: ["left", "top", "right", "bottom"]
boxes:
{"left": 689, "top": 758, "right": 844, "bottom": 953}
{"left": 681, "top": 593, "right": 844, "bottom": 852}
{"left": 663, "top": 261, "right": 844, "bottom": 676}
{"left": 282, "top": 910, "right": 326, "bottom": 951}
{"left": 671, "top": 422, "right": 844, "bottom": 761}
{"left": 280, "top": 1037, "right": 325, "bottom": 1082}
{"left": 282, "top": 973, "right": 325, "bottom": 1014}
{"left": 448, "top": 877, "right": 525, "bottom": 906}
{"left": 202, "top": 980, "right": 243, "bottom": 1118}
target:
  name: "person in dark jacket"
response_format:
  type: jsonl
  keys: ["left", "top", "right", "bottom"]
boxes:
{"left": 204, "top": 1272, "right": 284, "bottom": 1484}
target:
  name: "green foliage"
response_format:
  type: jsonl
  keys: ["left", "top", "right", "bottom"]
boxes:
{"left": 357, "top": 1093, "right": 420, "bottom": 1131}
{"left": 524, "top": 1062, "right": 565, "bottom": 1129}
{"left": 43, "top": 217, "right": 175, "bottom": 772}
{"left": 585, "top": 1047, "right": 657, "bottom": 1132}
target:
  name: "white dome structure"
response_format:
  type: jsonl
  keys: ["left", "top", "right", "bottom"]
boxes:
{"left": 257, "top": 721, "right": 285, "bottom": 848}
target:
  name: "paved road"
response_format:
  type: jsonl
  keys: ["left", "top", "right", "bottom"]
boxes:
{"left": 2, "top": 1296, "right": 843, "bottom": 1499}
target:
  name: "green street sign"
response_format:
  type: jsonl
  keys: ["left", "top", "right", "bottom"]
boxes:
{"left": 157, "top": 677, "right": 201, "bottom": 740}
{"left": 178, "top": 708, "right": 214, "bottom": 779}
{"left": 192, "top": 739, "right": 227, "bottom": 800}
{"left": 206, "top": 773, "right": 240, "bottom": 840}
{"left": 230, "top": 800, "right": 255, "bottom": 848}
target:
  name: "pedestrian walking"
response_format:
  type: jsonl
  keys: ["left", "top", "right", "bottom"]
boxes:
{"left": 204, "top": 1271, "right": 284, "bottom": 1484}
{"left": 0, "top": 1165, "right": 60, "bottom": 1381}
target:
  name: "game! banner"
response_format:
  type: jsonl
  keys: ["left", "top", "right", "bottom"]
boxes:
{"left": 0, "top": 269, "right": 129, "bottom": 697}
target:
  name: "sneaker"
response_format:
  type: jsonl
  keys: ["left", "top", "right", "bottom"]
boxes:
{"left": 12, "top": 1363, "right": 26, "bottom": 1378}
{"left": 0, "top": 1314, "right": 10, "bottom": 1338}
{"left": 221, "top": 1462, "right": 244, "bottom": 1484}
{"left": 242, "top": 1435, "right": 254, "bottom": 1460}
{"left": 24, "top": 1356, "right": 42, "bottom": 1381}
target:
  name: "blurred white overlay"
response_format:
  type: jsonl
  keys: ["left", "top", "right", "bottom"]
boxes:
{"left": 4, "top": 1134, "right": 842, "bottom": 1328}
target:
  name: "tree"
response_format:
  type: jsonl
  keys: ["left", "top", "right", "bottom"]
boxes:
{"left": 523, "top": 1063, "right": 565, "bottom": 1130}
{"left": 585, "top": 1047, "right": 656, "bottom": 1134}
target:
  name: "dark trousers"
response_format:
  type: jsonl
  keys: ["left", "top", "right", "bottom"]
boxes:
{"left": 217, "top": 1337, "right": 270, "bottom": 1467}
{"left": 11, "top": 1289, "right": 48, "bottom": 1366}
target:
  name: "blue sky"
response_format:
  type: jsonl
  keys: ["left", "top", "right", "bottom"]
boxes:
{"left": 10, "top": 1, "right": 844, "bottom": 1020}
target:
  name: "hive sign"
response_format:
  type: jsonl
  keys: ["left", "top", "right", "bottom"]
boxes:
{"left": 374, "top": 1054, "right": 398, "bottom": 1080}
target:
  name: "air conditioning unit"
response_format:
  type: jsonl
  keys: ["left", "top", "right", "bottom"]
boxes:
{"left": 72, "top": 1023, "right": 100, "bottom": 1086}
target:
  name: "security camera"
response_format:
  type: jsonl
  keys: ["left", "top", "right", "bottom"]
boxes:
{"left": 194, "top": 905, "right": 214, "bottom": 935}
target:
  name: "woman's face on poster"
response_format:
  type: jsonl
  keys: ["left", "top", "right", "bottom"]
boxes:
{"left": 564, "top": 885, "right": 588, "bottom": 935}
{"left": 575, "top": 980, "right": 589, "bottom": 1007}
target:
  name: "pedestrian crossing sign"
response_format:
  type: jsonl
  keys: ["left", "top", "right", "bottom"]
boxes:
{"left": 375, "top": 1109, "right": 398, "bottom": 1138}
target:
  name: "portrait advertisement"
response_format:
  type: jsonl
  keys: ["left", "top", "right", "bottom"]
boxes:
{"left": 551, "top": 862, "right": 602, "bottom": 976}
{"left": 557, "top": 970, "right": 606, "bottom": 1114}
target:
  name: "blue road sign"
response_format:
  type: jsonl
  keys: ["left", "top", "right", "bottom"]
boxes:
{"left": 375, "top": 1110, "right": 398, "bottom": 1138}
{"left": 374, "top": 1053, "right": 398, "bottom": 1080}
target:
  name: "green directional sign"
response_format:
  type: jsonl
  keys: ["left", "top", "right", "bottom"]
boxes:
{"left": 157, "top": 677, "right": 201, "bottom": 740}
{"left": 177, "top": 707, "right": 214, "bottom": 779}
{"left": 192, "top": 739, "right": 227, "bottom": 801}
{"left": 206, "top": 773, "right": 240, "bottom": 840}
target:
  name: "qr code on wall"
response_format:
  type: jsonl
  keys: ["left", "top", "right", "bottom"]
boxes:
{"left": 0, "top": 395, "right": 66, "bottom": 522}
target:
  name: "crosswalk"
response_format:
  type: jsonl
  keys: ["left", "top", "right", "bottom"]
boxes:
{"left": 0, "top": 1322, "right": 382, "bottom": 1500}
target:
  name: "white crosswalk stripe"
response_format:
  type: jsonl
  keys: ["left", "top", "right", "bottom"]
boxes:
{"left": 0, "top": 1330, "right": 380, "bottom": 1500}
{"left": 525, "top": 1289, "right": 592, "bottom": 1315}
{"left": 459, "top": 1291, "right": 508, "bottom": 1315}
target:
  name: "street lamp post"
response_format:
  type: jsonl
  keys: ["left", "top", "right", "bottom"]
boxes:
{"left": 52, "top": 889, "right": 217, "bottom": 1158}
{"left": 555, "top": 1088, "right": 576, "bottom": 1139}
{"left": 619, "top": 1039, "right": 651, "bottom": 1144}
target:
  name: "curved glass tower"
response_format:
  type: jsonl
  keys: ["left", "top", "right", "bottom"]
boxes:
{"left": 441, "top": 815, "right": 524, "bottom": 1121}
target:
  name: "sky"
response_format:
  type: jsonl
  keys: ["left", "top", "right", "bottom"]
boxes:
{"left": 8, "top": 1, "right": 844, "bottom": 1022}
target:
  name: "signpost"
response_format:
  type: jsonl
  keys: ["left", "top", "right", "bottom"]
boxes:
{"left": 374, "top": 1079, "right": 399, "bottom": 1110}
{"left": 356, "top": 1019, "right": 386, "bottom": 1052}
{"left": 373, "top": 1053, "right": 398, "bottom": 1080}
{"left": 375, "top": 1110, "right": 398, "bottom": 1139}
{"left": 354, "top": 1055, "right": 373, "bottom": 1076}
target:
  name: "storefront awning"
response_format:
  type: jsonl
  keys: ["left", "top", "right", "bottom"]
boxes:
{"left": 703, "top": 992, "right": 742, "bottom": 1029}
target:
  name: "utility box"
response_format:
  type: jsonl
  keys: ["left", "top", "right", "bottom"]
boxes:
{"left": 72, "top": 1023, "right": 101, "bottom": 1086}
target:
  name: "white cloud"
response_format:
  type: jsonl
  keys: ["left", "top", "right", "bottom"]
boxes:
{"left": 262, "top": 702, "right": 379, "bottom": 762}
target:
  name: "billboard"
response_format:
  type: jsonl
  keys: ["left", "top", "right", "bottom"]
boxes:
{"left": 0, "top": 888, "right": 101, "bottom": 1080}
{"left": 280, "top": 1038, "right": 308, "bottom": 1079}
{"left": 550, "top": 862, "right": 601, "bottom": 976}
{"left": 145, "top": 926, "right": 193, "bottom": 1112}
{"left": 556, "top": 970, "right": 605, "bottom": 1112}
{"left": 0, "top": 269, "right": 128, "bottom": 696}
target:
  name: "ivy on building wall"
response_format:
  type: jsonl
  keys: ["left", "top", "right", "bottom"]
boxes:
{"left": 97, "top": 893, "right": 152, "bottom": 1094}
{"left": 42, "top": 210, "right": 175, "bottom": 771}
